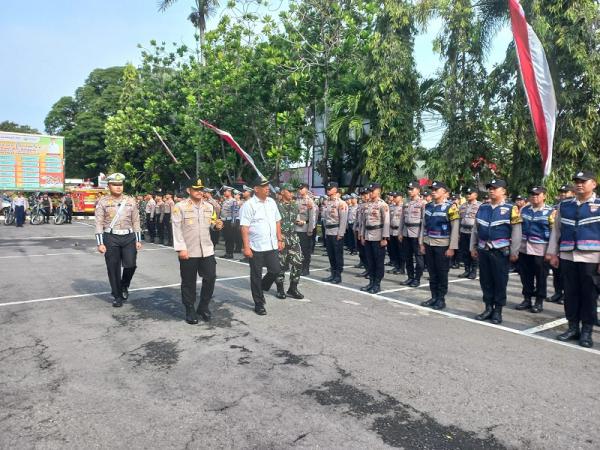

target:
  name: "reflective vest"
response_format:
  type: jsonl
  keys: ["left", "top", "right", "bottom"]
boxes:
{"left": 424, "top": 201, "right": 452, "bottom": 239}
{"left": 476, "top": 202, "right": 514, "bottom": 249}
{"left": 558, "top": 197, "right": 600, "bottom": 251}
{"left": 521, "top": 205, "right": 553, "bottom": 244}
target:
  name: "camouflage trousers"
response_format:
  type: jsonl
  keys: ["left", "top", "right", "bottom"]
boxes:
{"left": 276, "top": 238, "right": 303, "bottom": 284}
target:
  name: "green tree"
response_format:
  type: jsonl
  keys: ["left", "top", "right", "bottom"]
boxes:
{"left": 0, "top": 121, "right": 39, "bottom": 134}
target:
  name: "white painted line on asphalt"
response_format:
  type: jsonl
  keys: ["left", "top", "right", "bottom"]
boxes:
{"left": 342, "top": 300, "right": 361, "bottom": 306}
{"left": 523, "top": 318, "right": 568, "bottom": 334}
{"left": 0, "top": 251, "right": 85, "bottom": 259}
{"left": 300, "top": 274, "right": 600, "bottom": 356}
{"left": 0, "top": 275, "right": 250, "bottom": 308}
{"left": 0, "top": 234, "right": 93, "bottom": 240}
{"left": 378, "top": 277, "right": 478, "bottom": 295}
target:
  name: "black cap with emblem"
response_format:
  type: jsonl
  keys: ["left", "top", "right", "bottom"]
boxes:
{"left": 572, "top": 170, "right": 596, "bottom": 182}
{"left": 251, "top": 176, "right": 270, "bottom": 187}
{"left": 187, "top": 179, "right": 205, "bottom": 190}
{"left": 325, "top": 181, "right": 339, "bottom": 190}
{"left": 430, "top": 180, "right": 449, "bottom": 191}
{"left": 486, "top": 179, "right": 507, "bottom": 189}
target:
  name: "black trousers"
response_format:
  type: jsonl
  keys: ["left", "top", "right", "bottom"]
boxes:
{"left": 104, "top": 233, "right": 137, "bottom": 299}
{"left": 518, "top": 252, "right": 549, "bottom": 299}
{"left": 66, "top": 206, "right": 73, "bottom": 223}
{"left": 325, "top": 235, "right": 344, "bottom": 274}
{"left": 560, "top": 259, "right": 599, "bottom": 325}
{"left": 234, "top": 221, "right": 242, "bottom": 252}
{"left": 249, "top": 249, "right": 281, "bottom": 306}
{"left": 345, "top": 224, "right": 356, "bottom": 252}
{"left": 388, "top": 235, "right": 400, "bottom": 268}
{"left": 458, "top": 232, "right": 477, "bottom": 271}
{"left": 425, "top": 244, "right": 450, "bottom": 300}
{"left": 146, "top": 217, "right": 156, "bottom": 241}
{"left": 15, "top": 205, "right": 25, "bottom": 226}
{"left": 357, "top": 234, "right": 367, "bottom": 266}
{"left": 222, "top": 220, "right": 235, "bottom": 255}
{"left": 552, "top": 267, "right": 563, "bottom": 294}
{"left": 478, "top": 248, "right": 509, "bottom": 307}
{"left": 162, "top": 213, "right": 172, "bottom": 245}
{"left": 43, "top": 207, "right": 51, "bottom": 223}
{"left": 404, "top": 237, "right": 424, "bottom": 281}
{"left": 365, "top": 240, "right": 386, "bottom": 281}
{"left": 210, "top": 228, "right": 220, "bottom": 246}
{"left": 179, "top": 255, "right": 216, "bottom": 310}
{"left": 298, "top": 231, "right": 312, "bottom": 271}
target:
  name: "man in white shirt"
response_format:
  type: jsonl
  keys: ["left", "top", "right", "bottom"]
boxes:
{"left": 240, "top": 176, "right": 284, "bottom": 315}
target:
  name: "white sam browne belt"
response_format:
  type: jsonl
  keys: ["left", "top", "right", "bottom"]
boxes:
{"left": 104, "top": 228, "right": 133, "bottom": 235}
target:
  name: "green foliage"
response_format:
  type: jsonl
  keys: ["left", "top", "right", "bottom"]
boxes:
{"left": 0, "top": 121, "right": 39, "bottom": 134}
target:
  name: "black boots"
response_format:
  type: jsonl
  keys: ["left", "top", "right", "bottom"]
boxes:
{"left": 490, "top": 306, "right": 503, "bottom": 324}
{"left": 286, "top": 282, "right": 304, "bottom": 299}
{"left": 557, "top": 321, "right": 580, "bottom": 342}
{"left": 548, "top": 292, "right": 564, "bottom": 304}
{"left": 322, "top": 272, "right": 335, "bottom": 282}
{"left": 369, "top": 282, "right": 381, "bottom": 294}
{"left": 475, "top": 304, "right": 494, "bottom": 321}
{"left": 276, "top": 282, "right": 287, "bottom": 299}
{"left": 531, "top": 298, "right": 544, "bottom": 313}
{"left": 331, "top": 272, "right": 342, "bottom": 284}
{"left": 112, "top": 297, "right": 123, "bottom": 308}
{"left": 579, "top": 324, "right": 594, "bottom": 348}
{"left": 361, "top": 278, "right": 374, "bottom": 292}
{"left": 431, "top": 298, "right": 446, "bottom": 310}
{"left": 467, "top": 267, "right": 477, "bottom": 279}
{"left": 196, "top": 304, "right": 212, "bottom": 322}
{"left": 421, "top": 298, "right": 436, "bottom": 307}
{"left": 458, "top": 269, "right": 470, "bottom": 278}
{"left": 516, "top": 297, "right": 532, "bottom": 310}
{"left": 185, "top": 305, "right": 199, "bottom": 325}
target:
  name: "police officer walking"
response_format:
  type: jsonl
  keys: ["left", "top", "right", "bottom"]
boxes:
{"left": 470, "top": 179, "right": 522, "bottom": 324}
{"left": 547, "top": 171, "right": 599, "bottom": 348}
{"left": 359, "top": 183, "right": 390, "bottom": 294}
{"left": 94, "top": 173, "right": 142, "bottom": 307}
{"left": 220, "top": 186, "right": 237, "bottom": 259}
{"left": 295, "top": 182, "right": 316, "bottom": 276}
{"left": 457, "top": 188, "right": 481, "bottom": 279}
{"left": 515, "top": 186, "right": 555, "bottom": 313}
{"left": 172, "top": 179, "right": 223, "bottom": 325}
{"left": 321, "top": 182, "right": 348, "bottom": 284}
{"left": 274, "top": 184, "right": 304, "bottom": 299}
{"left": 419, "top": 181, "right": 460, "bottom": 310}
{"left": 400, "top": 182, "right": 425, "bottom": 287}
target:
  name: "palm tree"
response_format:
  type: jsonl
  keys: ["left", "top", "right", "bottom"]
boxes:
{"left": 157, "top": 0, "right": 220, "bottom": 64}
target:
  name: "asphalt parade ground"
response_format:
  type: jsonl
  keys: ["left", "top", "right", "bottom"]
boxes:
{"left": 1, "top": 220, "right": 599, "bottom": 449}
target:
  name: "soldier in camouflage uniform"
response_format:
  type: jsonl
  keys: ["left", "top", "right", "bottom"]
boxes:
{"left": 275, "top": 184, "right": 304, "bottom": 299}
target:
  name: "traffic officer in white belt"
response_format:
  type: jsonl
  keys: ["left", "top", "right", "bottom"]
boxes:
{"left": 321, "top": 181, "right": 348, "bottom": 284}
{"left": 94, "top": 173, "right": 142, "bottom": 307}
{"left": 172, "top": 178, "right": 223, "bottom": 325}
{"left": 220, "top": 186, "right": 237, "bottom": 259}
{"left": 547, "top": 171, "right": 600, "bottom": 348}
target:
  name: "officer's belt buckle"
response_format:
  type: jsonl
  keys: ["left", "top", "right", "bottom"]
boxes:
{"left": 105, "top": 228, "right": 133, "bottom": 235}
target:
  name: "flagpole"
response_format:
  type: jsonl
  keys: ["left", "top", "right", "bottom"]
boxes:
{"left": 152, "top": 127, "right": 192, "bottom": 180}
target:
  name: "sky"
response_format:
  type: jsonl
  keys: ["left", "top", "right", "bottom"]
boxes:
{"left": 0, "top": 0, "right": 512, "bottom": 146}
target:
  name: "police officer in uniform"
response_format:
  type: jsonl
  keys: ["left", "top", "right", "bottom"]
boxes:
{"left": 387, "top": 192, "right": 404, "bottom": 274}
{"left": 295, "top": 182, "right": 317, "bottom": 276}
{"left": 204, "top": 188, "right": 221, "bottom": 246}
{"left": 358, "top": 183, "right": 390, "bottom": 293}
{"left": 470, "top": 179, "right": 522, "bottom": 324}
{"left": 94, "top": 173, "right": 142, "bottom": 307}
{"left": 275, "top": 184, "right": 304, "bottom": 299}
{"left": 400, "top": 182, "right": 425, "bottom": 287}
{"left": 321, "top": 182, "right": 348, "bottom": 284}
{"left": 161, "top": 193, "right": 175, "bottom": 246}
{"left": 458, "top": 188, "right": 481, "bottom": 279}
{"left": 144, "top": 194, "right": 157, "bottom": 243}
{"left": 220, "top": 186, "right": 237, "bottom": 259}
{"left": 515, "top": 186, "right": 555, "bottom": 313}
{"left": 547, "top": 171, "right": 599, "bottom": 348}
{"left": 172, "top": 179, "right": 223, "bottom": 325}
{"left": 419, "top": 181, "right": 460, "bottom": 310}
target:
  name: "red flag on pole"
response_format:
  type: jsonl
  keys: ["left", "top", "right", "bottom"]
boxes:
{"left": 509, "top": 0, "right": 557, "bottom": 177}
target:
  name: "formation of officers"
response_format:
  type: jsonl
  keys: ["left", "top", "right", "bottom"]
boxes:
{"left": 95, "top": 170, "right": 599, "bottom": 349}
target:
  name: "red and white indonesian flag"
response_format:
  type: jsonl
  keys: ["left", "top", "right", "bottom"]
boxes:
{"left": 200, "top": 120, "right": 265, "bottom": 179}
{"left": 509, "top": 0, "right": 557, "bottom": 177}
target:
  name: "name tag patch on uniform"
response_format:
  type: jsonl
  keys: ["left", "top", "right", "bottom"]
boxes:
{"left": 590, "top": 205, "right": 599, "bottom": 213}
{"left": 500, "top": 207, "right": 509, "bottom": 215}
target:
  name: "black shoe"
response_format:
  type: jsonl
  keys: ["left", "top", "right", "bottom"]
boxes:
{"left": 531, "top": 298, "right": 544, "bottom": 313}
{"left": 490, "top": 306, "right": 503, "bottom": 324}
{"left": 185, "top": 306, "right": 198, "bottom": 324}
{"left": 467, "top": 269, "right": 477, "bottom": 280}
{"left": 420, "top": 298, "right": 436, "bottom": 307}
{"left": 331, "top": 274, "right": 342, "bottom": 284}
{"left": 286, "top": 282, "right": 304, "bottom": 299}
{"left": 457, "top": 270, "right": 470, "bottom": 278}
{"left": 431, "top": 298, "right": 446, "bottom": 310}
{"left": 197, "top": 308, "right": 212, "bottom": 322}
{"left": 361, "top": 279, "right": 374, "bottom": 292}
{"left": 368, "top": 283, "right": 381, "bottom": 294}
{"left": 400, "top": 279, "right": 414, "bottom": 286}
{"left": 515, "top": 297, "right": 532, "bottom": 310}
{"left": 557, "top": 321, "right": 580, "bottom": 341}
{"left": 112, "top": 297, "right": 123, "bottom": 308}
{"left": 548, "top": 292, "right": 563, "bottom": 303}
{"left": 580, "top": 324, "right": 594, "bottom": 348}
{"left": 408, "top": 279, "right": 420, "bottom": 288}
{"left": 254, "top": 304, "right": 267, "bottom": 315}
{"left": 322, "top": 274, "right": 335, "bottom": 282}
{"left": 121, "top": 286, "right": 129, "bottom": 301}
{"left": 358, "top": 270, "right": 369, "bottom": 277}
{"left": 221, "top": 253, "right": 233, "bottom": 259}
{"left": 475, "top": 305, "right": 493, "bottom": 321}
{"left": 275, "top": 282, "right": 287, "bottom": 299}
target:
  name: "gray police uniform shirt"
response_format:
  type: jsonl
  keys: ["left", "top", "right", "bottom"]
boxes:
{"left": 220, "top": 198, "right": 237, "bottom": 221}
{"left": 295, "top": 194, "right": 317, "bottom": 233}
{"left": 95, "top": 195, "right": 141, "bottom": 235}
{"left": 401, "top": 199, "right": 425, "bottom": 238}
{"left": 459, "top": 201, "right": 481, "bottom": 234}
{"left": 145, "top": 198, "right": 156, "bottom": 219}
{"left": 361, "top": 198, "right": 390, "bottom": 241}
{"left": 322, "top": 197, "right": 348, "bottom": 237}
{"left": 389, "top": 203, "right": 403, "bottom": 237}
{"left": 347, "top": 204, "right": 358, "bottom": 225}
{"left": 172, "top": 199, "right": 216, "bottom": 258}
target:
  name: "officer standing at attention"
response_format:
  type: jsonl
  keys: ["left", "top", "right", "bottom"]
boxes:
{"left": 354, "top": 188, "right": 370, "bottom": 275}
{"left": 204, "top": 188, "right": 222, "bottom": 246}
{"left": 220, "top": 186, "right": 237, "bottom": 259}
{"left": 347, "top": 194, "right": 359, "bottom": 255}
{"left": 321, "top": 181, "right": 348, "bottom": 284}
{"left": 155, "top": 194, "right": 165, "bottom": 244}
{"left": 144, "top": 194, "right": 157, "bottom": 243}
{"left": 515, "top": 186, "right": 555, "bottom": 314}
{"left": 418, "top": 181, "right": 460, "bottom": 310}
{"left": 470, "top": 179, "right": 522, "bottom": 324}
{"left": 457, "top": 188, "right": 481, "bottom": 279}
{"left": 239, "top": 176, "right": 284, "bottom": 316}
{"left": 161, "top": 193, "right": 175, "bottom": 246}
{"left": 274, "top": 184, "right": 304, "bottom": 299}
{"left": 546, "top": 171, "right": 599, "bottom": 348}
{"left": 359, "top": 183, "right": 390, "bottom": 294}
{"left": 94, "top": 173, "right": 142, "bottom": 307}
{"left": 295, "top": 182, "right": 317, "bottom": 276}
{"left": 12, "top": 192, "right": 29, "bottom": 227}
{"left": 137, "top": 195, "right": 147, "bottom": 240}
{"left": 387, "top": 192, "right": 404, "bottom": 275}
{"left": 400, "top": 182, "right": 426, "bottom": 287}
{"left": 172, "top": 179, "right": 223, "bottom": 325}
